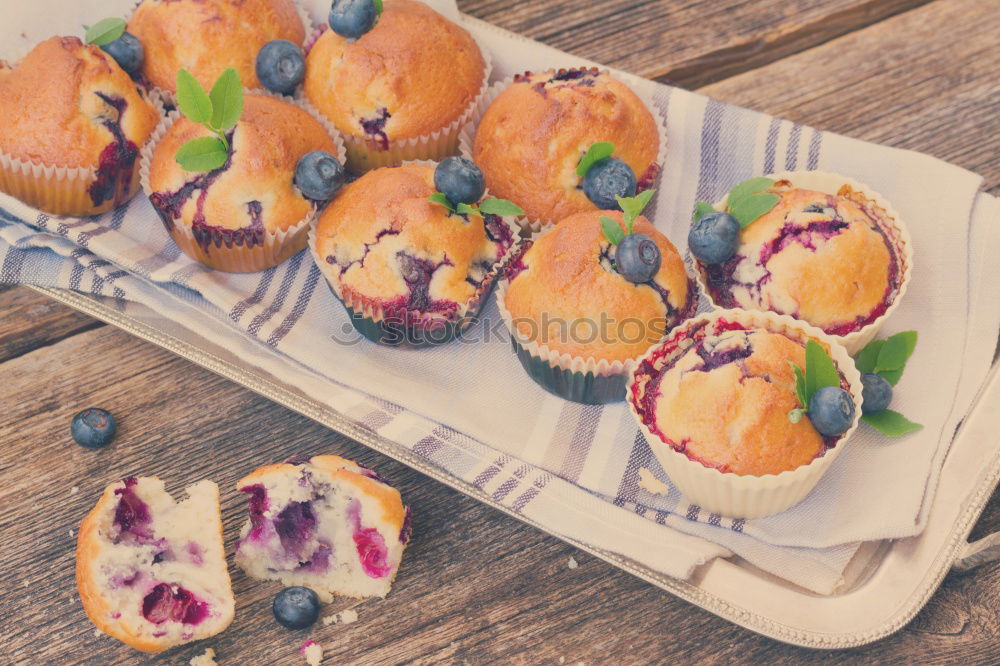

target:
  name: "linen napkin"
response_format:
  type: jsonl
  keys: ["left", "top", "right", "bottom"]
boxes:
{"left": 2, "top": 0, "right": 999, "bottom": 594}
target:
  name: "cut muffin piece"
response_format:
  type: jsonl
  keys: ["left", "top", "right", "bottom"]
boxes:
{"left": 76, "top": 477, "right": 235, "bottom": 654}
{"left": 234, "top": 455, "right": 410, "bottom": 601}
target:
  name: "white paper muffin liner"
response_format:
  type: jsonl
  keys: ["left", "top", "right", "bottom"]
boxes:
{"left": 626, "top": 308, "right": 863, "bottom": 519}
{"left": 301, "top": 26, "right": 493, "bottom": 174}
{"left": 139, "top": 91, "right": 344, "bottom": 273}
{"left": 0, "top": 90, "right": 164, "bottom": 217}
{"left": 307, "top": 162, "right": 521, "bottom": 346}
{"left": 458, "top": 68, "right": 669, "bottom": 233}
{"left": 495, "top": 224, "right": 697, "bottom": 404}
{"left": 140, "top": 0, "right": 315, "bottom": 109}
{"left": 692, "top": 171, "right": 913, "bottom": 355}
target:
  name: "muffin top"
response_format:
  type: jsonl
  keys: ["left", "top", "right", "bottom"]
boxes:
{"left": 503, "top": 211, "right": 693, "bottom": 363}
{"left": 700, "top": 182, "right": 902, "bottom": 336}
{"left": 303, "top": 0, "right": 485, "bottom": 146}
{"left": 149, "top": 94, "right": 336, "bottom": 236}
{"left": 636, "top": 327, "right": 830, "bottom": 476}
{"left": 473, "top": 68, "right": 660, "bottom": 223}
{"left": 0, "top": 36, "right": 159, "bottom": 170}
{"left": 314, "top": 163, "right": 515, "bottom": 322}
{"left": 129, "top": 0, "right": 305, "bottom": 93}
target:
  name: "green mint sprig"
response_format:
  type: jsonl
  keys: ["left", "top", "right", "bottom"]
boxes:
{"left": 174, "top": 68, "right": 244, "bottom": 172}
{"left": 374, "top": 0, "right": 384, "bottom": 16}
{"left": 692, "top": 177, "right": 780, "bottom": 228}
{"left": 428, "top": 193, "right": 524, "bottom": 218}
{"left": 854, "top": 331, "right": 923, "bottom": 437}
{"left": 84, "top": 18, "right": 126, "bottom": 46}
{"left": 600, "top": 189, "right": 655, "bottom": 246}
{"left": 787, "top": 339, "right": 842, "bottom": 424}
{"left": 576, "top": 142, "right": 614, "bottom": 177}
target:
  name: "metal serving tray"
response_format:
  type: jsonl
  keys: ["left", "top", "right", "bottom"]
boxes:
{"left": 31, "top": 284, "right": 1000, "bottom": 649}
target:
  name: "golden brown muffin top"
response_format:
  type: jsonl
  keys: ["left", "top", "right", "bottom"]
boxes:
{"left": 645, "top": 328, "right": 828, "bottom": 476}
{"left": 129, "top": 0, "right": 305, "bottom": 93}
{"left": 303, "top": 0, "right": 485, "bottom": 144}
{"left": 0, "top": 36, "right": 159, "bottom": 168}
{"left": 314, "top": 163, "right": 514, "bottom": 318}
{"left": 504, "top": 210, "right": 693, "bottom": 363}
{"left": 149, "top": 94, "right": 335, "bottom": 234}
{"left": 699, "top": 183, "right": 901, "bottom": 335}
{"left": 473, "top": 68, "right": 660, "bottom": 224}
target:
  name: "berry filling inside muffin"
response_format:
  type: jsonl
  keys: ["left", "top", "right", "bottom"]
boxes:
{"left": 700, "top": 185, "right": 902, "bottom": 336}
{"left": 89, "top": 93, "right": 142, "bottom": 208}
{"left": 360, "top": 108, "right": 392, "bottom": 150}
{"left": 234, "top": 459, "right": 410, "bottom": 601}
{"left": 631, "top": 320, "right": 847, "bottom": 474}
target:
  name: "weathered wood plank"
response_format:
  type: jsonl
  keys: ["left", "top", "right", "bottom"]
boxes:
{"left": 699, "top": 0, "right": 1000, "bottom": 194}
{"left": 457, "top": 0, "right": 933, "bottom": 88}
{"left": 0, "top": 286, "right": 102, "bottom": 363}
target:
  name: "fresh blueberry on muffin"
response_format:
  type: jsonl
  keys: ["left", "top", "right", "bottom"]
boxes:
{"left": 0, "top": 36, "right": 160, "bottom": 216}
{"left": 472, "top": 68, "right": 662, "bottom": 226}
{"left": 303, "top": 0, "right": 487, "bottom": 173}
{"left": 310, "top": 162, "right": 517, "bottom": 346}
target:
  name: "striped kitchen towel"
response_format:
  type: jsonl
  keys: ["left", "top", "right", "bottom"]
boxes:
{"left": 2, "top": 1, "right": 999, "bottom": 594}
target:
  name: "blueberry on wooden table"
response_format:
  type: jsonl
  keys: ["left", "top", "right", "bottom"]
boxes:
{"left": 71, "top": 408, "right": 117, "bottom": 449}
{"left": 273, "top": 586, "right": 321, "bottom": 629}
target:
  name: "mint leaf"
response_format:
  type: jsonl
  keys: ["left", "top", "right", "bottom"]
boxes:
{"left": 789, "top": 361, "right": 807, "bottom": 409}
{"left": 804, "top": 339, "right": 840, "bottom": 404}
{"left": 854, "top": 339, "right": 884, "bottom": 374}
{"left": 209, "top": 68, "right": 244, "bottom": 132}
{"left": 788, "top": 408, "right": 805, "bottom": 424}
{"left": 84, "top": 18, "right": 126, "bottom": 46}
{"left": 428, "top": 192, "right": 454, "bottom": 212}
{"left": 478, "top": 198, "right": 525, "bottom": 217}
{"left": 729, "top": 192, "right": 780, "bottom": 228}
{"left": 176, "top": 69, "right": 213, "bottom": 125}
{"left": 692, "top": 201, "right": 715, "bottom": 223}
{"left": 175, "top": 136, "right": 228, "bottom": 172}
{"left": 600, "top": 216, "right": 625, "bottom": 246}
{"left": 875, "top": 331, "right": 917, "bottom": 374}
{"left": 456, "top": 202, "right": 481, "bottom": 217}
{"left": 576, "top": 142, "right": 615, "bottom": 177}
{"left": 374, "top": 0, "right": 384, "bottom": 16}
{"left": 728, "top": 177, "right": 774, "bottom": 203}
{"left": 616, "top": 188, "right": 656, "bottom": 233}
{"left": 861, "top": 410, "right": 923, "bottom": 437}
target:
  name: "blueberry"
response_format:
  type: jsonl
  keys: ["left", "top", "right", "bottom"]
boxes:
{"left": 615, "top": 233, "right": 661, "bottom": 284}
{"left": 272, "top": 586, "right": 321, "bottom": 629}
{"left": 329, "top": 0, "right": 378, "bottom": 39}
{"left": 582, "top": 158, "right": 637, "bottom": 210}
{"left": 100, "top": 32, "right": 143, "bottom": 78}
{"left": 294, "top": 151, "right": 345, "bottom": 201}
{"left": 255, "top": 40, "right": 305, "bottom": 95}
{"left": 861, "top": 372, "right": 893, "bottom": 414}
{"left": 808, "top": 386, "right": 856, "bottom": 437}
{"left": 71, "top": 408, "right": 117, "bottom": 449}
{"left": 689, "top": 211, "right": 740, "bottom": 265}
{"left": 434, "top": 157, "right": 485, "bottom": 206}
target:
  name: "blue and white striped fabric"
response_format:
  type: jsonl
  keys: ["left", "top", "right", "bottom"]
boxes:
{"left": 3, "top": 2, "right": 999, "bottom": 594}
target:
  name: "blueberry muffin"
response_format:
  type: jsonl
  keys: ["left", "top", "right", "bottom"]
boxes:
{"left": 500, "top": 210, "right": 694, "bottom": 404}
{"left": 76, "top": 477, "right": 234, "bottom": 653}
{"left": 128, "top": 0, "right": 306, "bottom": 95}
{"left": 628, "top": 310, "right": 862, "bottom": 518}
{"left": 694, "top": 173, "right": 910, "bottom": 352}
{"left": 0, "top": 37, "right": 160, "bottom": 216}
{"left": 310, "top": 163, "right": 516, "bottom": 346}
{"left": 471, "top": 68, "right": 662, "bottom": 227}
{"left": 145, "top": 93, "right": 339, "bottom": 272}
{"left": 303, "top": 0, "right": 487, "bottom": 173}
{"left": 234, "top": 455, "right": 410, "bottom": 601}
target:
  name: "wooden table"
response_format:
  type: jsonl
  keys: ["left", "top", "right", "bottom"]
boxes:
{"left": 2, "top": 0, "right": 998, "bottom": 662}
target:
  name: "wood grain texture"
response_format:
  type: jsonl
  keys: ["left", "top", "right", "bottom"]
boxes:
{"left": 2, "top": 0, "right": 1000, "bottom": 662}
{"left": 456, "top": 0, "right": 933, "bottom": 88}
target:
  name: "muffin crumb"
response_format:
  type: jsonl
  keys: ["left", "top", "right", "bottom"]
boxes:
{"left": 301, "top": 640, "right": 323, "bottom": 665}
{"left": 189, "top": 647, "right": 217, "bottom": 666}
{"left": 70, "top": 486, "right": 80, "bottom": 495}
{"left": 339, "top": 609, "right": 359, "bottom": 624}
{"left": 567, "top": 556, "right": 579, "bottom": 570}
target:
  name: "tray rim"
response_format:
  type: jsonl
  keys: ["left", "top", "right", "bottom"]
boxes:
{"left": 28, "top": 285, "right": 1000, "bottom": 650}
